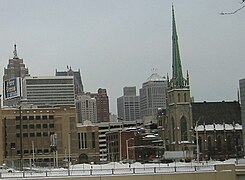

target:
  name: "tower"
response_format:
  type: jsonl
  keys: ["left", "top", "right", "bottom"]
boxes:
{"left": 3, "top": 45, "right": 30, "bottom": 106}
{"left": 166, "top": 6, "right": 192, "bottom": 151}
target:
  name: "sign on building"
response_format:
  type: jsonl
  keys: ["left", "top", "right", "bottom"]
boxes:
{"left": 3, "top": 77, "right": 21, "bottom": 100}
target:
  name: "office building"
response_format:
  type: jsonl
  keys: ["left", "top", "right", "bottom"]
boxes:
{"left": 55, "top": 67, "right": 84, "bottom": 95}
{"left": 89, "top": 88, "right": 110, "bottom": 123}
{"left": 22, "top": 76, "right": 75, "bottom": 106}
{"left": 76, "top": 94, "right": 97, "bottom": 124}
{"left": 139, "top": 73, "right": 168, "bottom": 118}
{"left": 117, "top": 87, "right": 140, "bottom": 121}
{"left": 3, "top": 45, "right": 30, "bottom": 107}
{"left": 239, "top": 78, "right": 245, "bottom": 153}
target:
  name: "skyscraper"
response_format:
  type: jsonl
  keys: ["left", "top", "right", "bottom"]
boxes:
{"left": 89, "top": 88, "right": 110, "bottom": 123}
{"left": 22, "top": 76, "right": 75, "bottom": 106}
{"left": 139, "top": 73, "right": 168, "bottom": 118}
{"left": 117, "top": 86, "right": 140, "bottom": 121}
{"left": 239, "top": 78, "right": 245, "bottom": 153}
{"left": 3, "top": 45, "right": 30, "bottom": 106}
{"left": 55, "top": 67, "right": 84, "bottom": 95}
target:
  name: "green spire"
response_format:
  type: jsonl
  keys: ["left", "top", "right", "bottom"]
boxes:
{"left": 172, "top": 5, "right": 185, "bottom": 88}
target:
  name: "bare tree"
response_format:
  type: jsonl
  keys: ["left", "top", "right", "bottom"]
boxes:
{"left": 220, "top": 1, "right": 245, "bottom": 15}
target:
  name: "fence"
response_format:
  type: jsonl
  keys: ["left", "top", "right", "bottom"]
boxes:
{"left": 0, "top": 164, "right": 215, "bottom": 179}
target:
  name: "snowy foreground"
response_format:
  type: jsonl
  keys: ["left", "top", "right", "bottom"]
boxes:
{"left": 0, "top": 158, "right": 243, "bottom": 179}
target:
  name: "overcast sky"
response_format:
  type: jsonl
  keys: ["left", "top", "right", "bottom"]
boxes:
{"left": 0, "top": 0, "right": 244, "bottom": 114}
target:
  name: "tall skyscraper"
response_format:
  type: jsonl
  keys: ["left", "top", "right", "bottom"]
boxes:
{"left": 239, "top": 78, "right": 245, "bottom": 153}
{"left": 89, "top": 88, "right": 110, "bottom": 123}
{"left": 139, "top": 73, "right": 168, "bottom": 118}
{"left": 117, "top": 86, "right": 140, "bottom": 121}
{"left": 76, "top": 94, "right": 97, "bottom": 124}
{"left": 165, "top": 5, "right": 192, "bottom": 151}
{"left": 22, "top": 76, "right": 75, "bottom": 106}
{"left": 55, "top": 67, "right": 84, "bottom": 95}
{"left": 3, "top": 45, "right": 30, "bottom": 106}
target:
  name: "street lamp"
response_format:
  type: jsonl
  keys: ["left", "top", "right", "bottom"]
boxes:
{"left": 195, "top": 116, "right": 203, "bottom": 164}
{"left": 126, "top": 138, "right": 134, "bottom": 160}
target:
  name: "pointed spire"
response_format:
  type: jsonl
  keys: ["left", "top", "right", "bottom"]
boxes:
{"left": 171, "top": 5, "right": 185, "bottom": 88}
{"left": 13, "top": 44, "right": 19, "bottom": 59}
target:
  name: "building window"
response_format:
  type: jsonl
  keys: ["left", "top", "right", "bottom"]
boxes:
{"left": 16, "top": 116, "right": 21, "bottom": 120}
{"left": 10, "top": 143, "right": 16, "bottom": 150}
{"left": 36, "top": 124, "right": 41, "bottom": 129}
{"left": 29, "top": 116, "right": 34, "bottom": 120}
{"left": 78, "top": 132, "right": 87, "bottom": 149}
{"left": 23, "top": 125, "right": 28, "bottom": 129}
{"left": 43, "top": 132, "right": 48, "bottom": 136}
{"left": 43, "top": 124, "right": 48, "bottom": 128}
{"left": 37, "top": 149, "right": 42, "bottom": 154}
{"left": 43, "top": 149, "right": 49, "bottom": 154}
{"left": 23, "top": 133, "right": 28, "bottom": 137}
{"left": 49, "top": 115, "right": 54, "bottom": 120}
{"left": 180, "top": 116, "right": 188, "bottom": 141}
{"left": 29, "top": 124, "right": 35, "bottom": 129}
{"left": 92, "top": 132, "right": 96, "bottom": 149}
{"left": 36, "top": 132, "right": 42, "bottom": 137}
{"left": 178, "top": 93, "right": 180, "bottom": 102}
{"left": 22, "top": 116, "right": 28, "bottom": 120}
{"left": 24, "top": 150, "right": 29, "bottom": 154}
{"left": 36, "top": 116, "right": 41, "bottom": 120}
{"left": 42, "top": 115, "right": 48, "bottom": 120}
{"left": 49, "top": 124, "right": 54, "bottom": 128}
{"left": 16, "top": 125, "right": 20, "bottom": 129}
{"left": 30, "top": 133, "right": 35, "bottom": 137}
{"left": 184, "top": 93, "right": 187, "bottom": 102}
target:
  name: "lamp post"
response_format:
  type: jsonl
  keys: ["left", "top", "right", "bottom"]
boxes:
{"left": 126, "top": 138, "right": 134, "bottom": 160}
{"left": 195, "top": 116, "right": 203, "bottom": 165}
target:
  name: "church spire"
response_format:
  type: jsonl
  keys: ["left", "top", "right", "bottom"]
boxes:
{"left": 171, "top": 5, "right": 185, "bottom": 89}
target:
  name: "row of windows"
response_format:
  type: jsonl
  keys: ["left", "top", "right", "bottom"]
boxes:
{"left": 16, "top": 132, "right": 54, "bottom": 138}
{"left": 16, "top": 115, "right": 54, "bottom": 120}
{"left": 16, "top": 124, "right": 54, "bottom": 129}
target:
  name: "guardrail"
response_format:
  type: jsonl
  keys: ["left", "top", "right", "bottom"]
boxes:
{"left": 0, "top": 165, "right": 215, "bottom": 178}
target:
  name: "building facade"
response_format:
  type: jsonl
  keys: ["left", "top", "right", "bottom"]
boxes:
{"left": 89, "top": 88, "right": 110, "bottom": 123}
{"left": 117, "top": 87, "right": 140, "bottom": 121}
{"left": 22, "top": 76, "right": 75, "bottom": 106}
{"left": 239, "top": 78, "right": 245, "bottom": 154}
{"left": 75, "top": 94, "right": 97, "bottom": 124}
{"left": 3, "top": 45, "right": 30, "bottom": 107}
{"left": 139, "top": 73, "right": 168, "bottom": 118}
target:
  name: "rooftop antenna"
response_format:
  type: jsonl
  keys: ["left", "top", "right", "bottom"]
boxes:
{"left": 13, "top": 44, "right": 19, "bottom": 59}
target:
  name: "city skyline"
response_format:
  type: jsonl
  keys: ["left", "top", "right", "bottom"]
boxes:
{"left": 0, "top": 0, "right": 244, "bottom": 114}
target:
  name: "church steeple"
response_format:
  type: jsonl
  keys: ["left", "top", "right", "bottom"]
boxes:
{"left": 171, "top": 5, "right": 186, "bottom": 89}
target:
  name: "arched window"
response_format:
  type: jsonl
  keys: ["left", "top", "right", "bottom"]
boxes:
{"left": 178, "top": 93, "right": 180, "bottom": 102}
{"left": 172, "top": 118, "right": 175, "bottom": 141}
{"left": 184, "top": 93, "right": 187, "bottom": 102}
{"left": 180, "top": 116, "right": 187, "bottom": 141}
{"left": 217, "top": 135, "right": 222, "bottom": 152}
{"left": 208, "top": 136, "right": 212, "bottom": 151}
{"left": 227, "top": 135, "right": 232, "bottom": 152}
{"left": 198, "top": 136, "right": 202, "bottom": 152}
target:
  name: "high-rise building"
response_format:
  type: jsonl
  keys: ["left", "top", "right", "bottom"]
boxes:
{"left": 22, "top": 76, "right": 75, "bottom": 106}
{"left": 89, "top": 88, "right": 110, "bottom": 123}
{"left": 55, "top": 67, "right": 84, "bottom": 95}
{"left": 76, "top": 94, "right": 97, "bottom": 124}
{"left": 117, "top": 86, "right": 140, "bottom": 121}
{"left": 3, "top": 45, "right": 30, "bottom": 106}
{"left": 139, "top": 73, "right": 168, "bottom": 118}
{"left": 239, "top": 78, "right": 245, "bottom": 152}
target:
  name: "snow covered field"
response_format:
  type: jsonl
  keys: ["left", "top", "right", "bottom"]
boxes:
{"left": 0, "top": 158, "right": 243, "bottom": 179}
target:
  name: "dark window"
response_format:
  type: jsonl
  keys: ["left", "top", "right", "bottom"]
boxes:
{"left": 22, "top": 116, "right": 28, "bottom": 120}
{"left": 43, "top": 132, "right": 48, "bottom": 136}
{"left": 29, "top": 124, "right": 34, "bottom": 129}
{"left": 37, "top": 149, "right": 42, "bottom": 154}
{"left": 16, "top": 133, "right": 20, "bottom": 137}
{"left": 23, "top": 125, "right": 28, "bottom": 129}
{"left": 43, "top": 124, "right": 48, "bottom": 128}
{"left": 36, "top": 124, "right": 41, "bottom": 129}
{"left": 16, "top": 125, "right": 20, "bottom": 129}
{"left": 36, "top": 116, "right": 41, "bottom": 120}
{"left": 29, "top": 116, "right": 34, "bottom": 120}
{"left": 42, "top": 115, "right": 48, "bottom": 120}
{"left": 49, "top": 124, "right": 54, "bottom": 128}
{"left": 24, "top": 150, "right": 29, "bottom": 154}
{"left": 49, "top": 115, "right": 54, "bottom": 119}
{"left": 30, "top": 133, "right": 35, "bottom": 137}
{"left": 17, "top": 150, "right": 20, "bottom": 155}
{"left": 50, "top": 132, "right": 55, "bottom": 135}
{"left": 23, "top": 133, "right": 28, "bottom": 137}
{"left": 43, "top": 149, "right": 49, "bottom": 154}
{"left": 10, "top": 143, "right": 16, "bottom": 149}
{"left": 36, "top": 132, "right": 42, "bottom": 137}
{"left": 92, "top": 132, "right": 96, "bottom": 149}
{"left": 16, "top": 116, "right": 21, "bottom": 120}
{"left": 30, "top": 149, "right": 36, "bottom": 153}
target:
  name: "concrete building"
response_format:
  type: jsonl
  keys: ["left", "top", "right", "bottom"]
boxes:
{"left": 117, "top": 87, "right": 140, "bottom": 121}
{"left": 22, "top": 76, "right": 75, "bottom": 106}
{"left": 76, "top": 94, "right": 97, "bottom": 124}
{"left": 55, "top": 67, "right": 84, "bottom": 95}
{"left": 89, "top": 88, "right": 110, "bottom": 123}
{"left": 3, "top": 45, "right": 30, "bottom": 107}
{"left": 239, "top": 78, "right": 245, "bottom": 154}
{"left": 139, "top": 73, "right": 168, "bottom": 119}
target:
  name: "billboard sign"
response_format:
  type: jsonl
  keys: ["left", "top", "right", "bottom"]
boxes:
{"left": 3, "top": 77, "right": 21, "bottom": 100}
